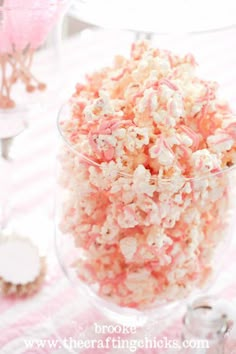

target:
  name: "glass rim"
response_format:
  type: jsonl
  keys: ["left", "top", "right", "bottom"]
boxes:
{"left": 57, "top": 102, "right": 236, "bottom": 183}
{"left": 70, "top": 0, "right": 236, "bottom": 36}
{"left": 72, "top": 18, "right": 236, "bottom": 36}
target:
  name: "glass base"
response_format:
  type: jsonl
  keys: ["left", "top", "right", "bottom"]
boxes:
{"left": 0, "top": 107, "right": 28, "bottom": 160}
{"left": 77, "top": 281, "right": 184, "bottom": 327}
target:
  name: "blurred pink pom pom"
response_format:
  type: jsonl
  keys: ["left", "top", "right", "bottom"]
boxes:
{"left": 0, "top": 0, "right": 66, "bottom": 108}
{"left": 0, "top": 22, "right": 12, "bottom": 54}
{"left": 29, "top": 0, "right": 61, "bottom": 49}
{"left": 1, "top": 0, "right": 63, "bottom": 51}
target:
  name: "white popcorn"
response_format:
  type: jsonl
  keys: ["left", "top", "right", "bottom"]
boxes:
{"left": 133, "top": 165, "right": 156, "bottom": 196}
{"left": 179, "top": 133, "right": 193, "bottom": 147}
{"left": 117, "top": 204, "right": 138, "bottom": 228}
{"left": 120, "top": 237, "right": 137, "bottom": 261}
{"left": 207, "top": 132, "right": 234, "bottom": 153}
{"left": 167, "top": 93, "right": 184, "bottom": 119}
{"left": 158, "top": 146, "right": 175, "bottom": 166}
{"left": 137, "top": 88, "right": 158, "bottom": 113}
{"left": 191, "top": 149, "right": 221, "bottom": 173}
{"left": 149, "top": 139, "right": 175, "bottom": 166}
{"left": 153, "top": 109, "right": 169, "bottom": 125}
{"left": 147, "top": 227, "right": 173, "bottom": 248}
{"left": 166, "top": 134, "right": 181, "bottom": 147}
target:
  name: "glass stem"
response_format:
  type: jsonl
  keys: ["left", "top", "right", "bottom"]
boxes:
{"left": 134, "top": 31, "right": 153, "bottom": 41}
{"left": 1, "top": 137, "right": 13, "bottom": 160}
{"left": 0, "top": 156, "right": 13, "bottom": 231}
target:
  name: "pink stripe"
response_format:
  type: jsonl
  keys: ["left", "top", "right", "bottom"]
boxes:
{"left": 26, "top": 118, "right": 56, "bottom": 142}
{"left": 0, "top": 271, "right": 62, "bottom": 316}
{"left": 57, "top": 308, "right": 102, "bottom": 339}
{"left": 135, "top": 318, "right": 182, "bottom": 354}
{"left": 14, "top": 142, "right": 56, "bottom": 167}
{"left": 0, "top": 287, "right": 74, "bottom": 348}
{"left": 225, "top": 339, "right": 236, "bottom": 353}
{"left": 80, "top": 326, "right": 133, "bottom": 354}
{"left": 0, "top": 297, "right": 25, "bottom": 315}
{"left": 13, "top": 168, "right": 53, "bottom": 192}
{"left": 23, "top": 303, "right": 103, "bottom": 354}
{"left": 220, "top": 282, "right": 236, "bottom": 299}
{"left": 13, "top": 186, "right": 54, "bottom": 214}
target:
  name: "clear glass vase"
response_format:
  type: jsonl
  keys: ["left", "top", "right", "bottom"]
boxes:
{"left": 54, "top": 22, "right": 236, "bottom": 328}
{"left": 55, "top": 100, "right": 236, "bottom": 326}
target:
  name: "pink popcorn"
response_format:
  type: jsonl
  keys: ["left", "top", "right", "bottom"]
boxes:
{"left": 59, "top": 41, "right": 236, "bottom": 309}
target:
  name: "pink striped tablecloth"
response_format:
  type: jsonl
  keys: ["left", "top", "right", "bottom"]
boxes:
{"left": 1, "top": 30, "right": 236, "bottom": 353}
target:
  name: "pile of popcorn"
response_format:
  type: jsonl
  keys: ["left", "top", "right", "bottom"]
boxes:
{"left": 59, "top": 41, "right": 236, "bottom": 309}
